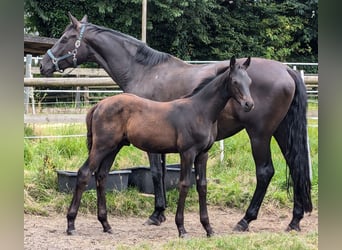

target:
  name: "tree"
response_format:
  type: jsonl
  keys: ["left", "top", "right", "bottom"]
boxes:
{"left": 24, "top": 0, "right": 317, "bottom": 62}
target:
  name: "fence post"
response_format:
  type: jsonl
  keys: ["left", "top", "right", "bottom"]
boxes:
{"left": 84, "top": 86, "right": 89, "bottom": 106}
{"left": 300, "top": 69, "right": 305, "bottom": 82}
{"left": 75, "top": 86, "right": 81, "bottom": 108}
{"left": 220, "top": 140, "right": 224, "bottom": 162}
{"left": 24, "top": 54, "right": 35, "bottom": 114}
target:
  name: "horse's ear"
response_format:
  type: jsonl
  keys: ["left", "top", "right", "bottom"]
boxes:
{"left": 243, "top": 56, "right": 251, "bottom": 69}
{"left": 68, "top": 12, "right": 79, "bottom": 28}
{"left": 80, "top": 15, "right": 88, "bottom": 23}
{"left": 230, "top": 55, "right": 236, "bottom": 69}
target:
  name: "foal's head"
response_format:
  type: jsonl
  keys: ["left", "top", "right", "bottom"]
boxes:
{"left": 228, "top": 56, "right": 254, "bottom": 112}
{"left": 40, "top": 12, "right": 90, "bottom": 76}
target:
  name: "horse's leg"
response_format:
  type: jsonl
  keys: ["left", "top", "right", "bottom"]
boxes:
{"left": 94, "top": 151, "right": 117, "bottom": 234}
{"left": 234, "top": 132, "right": 274, "bottom": 232}
{"left": 145, "top": 153, "right": 167, "bottom": 225}
{"left": 175, "top": 151, "right": 194, "bottom": 238}
{"left": 274, "top": 126, "right": 311, "bottom": 231}
{"left": 271, "top": 70, "right": 313, "bottom": 231}
{"left": 194, "top": 152, "right": 214, "bottom": 237}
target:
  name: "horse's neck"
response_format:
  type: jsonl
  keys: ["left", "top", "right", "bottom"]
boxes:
{"left": 191, "top": 74, "right": 230, "bottom": 121}
{"left": 85, "top": 28, "right": 138, "bottom": 90}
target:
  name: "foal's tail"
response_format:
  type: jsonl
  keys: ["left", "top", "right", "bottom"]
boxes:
{"left": 281, "top": 68, "right": 313, "bottom": 213}
{"left": 85, "top": 104, "right": 98, "bottom": 153}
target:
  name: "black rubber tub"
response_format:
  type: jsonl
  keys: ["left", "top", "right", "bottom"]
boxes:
{"left": 56, "top": 170, "right": 131, "bottom": 193}
{"left": 126, "top": 164, "right": 196, "bottom": 194}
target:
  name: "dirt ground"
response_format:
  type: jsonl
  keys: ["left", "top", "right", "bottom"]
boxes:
{"left": 24, "top": 206, "right": 318, "bottom": 249}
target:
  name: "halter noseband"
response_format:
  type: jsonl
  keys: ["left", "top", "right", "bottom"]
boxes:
{"left": 47, "top": 24, "right": 86, "bottom": 72}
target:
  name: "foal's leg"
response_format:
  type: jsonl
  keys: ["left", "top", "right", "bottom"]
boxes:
{"left": 234, "top": 132, "right": 274, "bottom": 232}
{"left": 194, "top": 152, "right": 214, "bottom": 237}
{"left": 175, "top": 151, "right": 195, "bottom": 237}
{"left": 145, "top": 153, "right": 167, "bottom": 225}
{"left": 94, "top": 152, "right": 116, "bottom": 233}
{"left": 66, "top": 151, "right": 107, "bottom": 235}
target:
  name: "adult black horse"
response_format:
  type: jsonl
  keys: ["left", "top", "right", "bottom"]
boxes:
{"left": 40, "top": 13, "right": 312, "bottom": 232}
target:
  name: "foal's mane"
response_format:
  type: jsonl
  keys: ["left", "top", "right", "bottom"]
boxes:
{"left": 182, "top": 66, "right": 230, "bottom": 98}
{"left": 87, "top": 23, "right": 171, "bottom": 66}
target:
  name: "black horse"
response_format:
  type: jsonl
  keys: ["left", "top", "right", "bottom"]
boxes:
{"left": 40, "top": 13, "right": 312, "bottom": 232}
{"left": 66, "top": 57, "right": 253, "bottom": 237}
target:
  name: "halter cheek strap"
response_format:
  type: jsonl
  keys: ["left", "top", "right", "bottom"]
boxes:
{"left": 47, "top": 24, "right": 86, "bottom": 72}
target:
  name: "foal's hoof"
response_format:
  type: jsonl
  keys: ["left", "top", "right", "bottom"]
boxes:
{"left": 178, "top": 228, "right": 188, "bottom": 238}
{"left": 66, "top": 229, "right": 76, "bottom": 236}
{"left": 286, "top": 224, "right": 301, "bottom": 232}
{"left": 179, "top": 232, "right": 189, "bottom": 238}
{"left": 104, "top": 228, "right": 113, "bottom": 234}
{"left": 233, "top": 219, "right": 249, "bottom": 232}
{"left": 143, "top": 218, "right": 161, "bottom": 226}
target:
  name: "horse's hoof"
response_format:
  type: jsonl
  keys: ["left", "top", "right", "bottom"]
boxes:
{"left": 286, "top": 224, "right": 301, "bottom": 232}
{"left": 66, "top": 229, "right": 76, "bottom": 235}
{"left": 233, "top": 218, "right": 249, "bottom": 232}
{"left": 143, "top": 218, "right": 161, "bottom": 226}
{"left": 159, "top": 214, "right": 166, "bottom": 223}
{"left": 233, "top": 223, "right": 249, "bottom": 232}
{"left": 207, "top": 231, "right": 215, "bottom": 237}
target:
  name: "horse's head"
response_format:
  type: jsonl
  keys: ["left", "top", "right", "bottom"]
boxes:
{"left": 40, "top": 12, "right": 90, "bottom": 76}
{"left": 228, "top": 56, "right": 254, "bottom": 112}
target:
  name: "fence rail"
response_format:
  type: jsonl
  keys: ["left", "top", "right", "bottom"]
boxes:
{"left": 24, "top": 55, "right": 318, "bottom": 117}
{"left": 26, "top": 62, "right": 318, "bottom": 86}
{"left": 24, "top": 74, "right": 318, "bottom": 87}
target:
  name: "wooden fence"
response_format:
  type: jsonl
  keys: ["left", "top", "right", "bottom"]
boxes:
{"left": 24, "top": 66, "right": 318, "bottom": 87}
{"left": 24, "top": 55, "right": 318, "bottom": 115}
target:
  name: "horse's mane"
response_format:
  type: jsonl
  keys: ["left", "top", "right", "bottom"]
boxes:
{"left": 135, "top": 44, "right": 171, "bottom": 66}
{"left": 87, "top": 23, "right": 171, "bottom": 66}
{"left": 182, "top": 66, "right": 230, "bottom": 98}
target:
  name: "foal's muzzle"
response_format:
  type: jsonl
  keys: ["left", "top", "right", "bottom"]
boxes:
{"left": 242, "top": 100, "right": 254, "bottom": 112}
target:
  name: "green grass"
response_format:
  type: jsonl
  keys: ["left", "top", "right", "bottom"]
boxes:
{"left": 24, "top": 119, "right": 318, "bottom": 249}
{"left": 24, "top": 120, "right": 318, "bottom": 216}
{"left": 115, "top": 232, "right": 318, "bottom": 250}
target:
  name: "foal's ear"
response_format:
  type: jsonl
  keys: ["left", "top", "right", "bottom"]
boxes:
{"left": 80, "top": 15, "right": 88, "bottom": 23}
{"left": 216, "top": 65, "right": 230, "bottom": 75}
{"left": 242, "top": 56, "right": 251, "bottom": 69}
{"left": 68, "top": 12, "right": 80, "bottom": 29}
{"left": 230, "top": 55, "right": 236, "bottom": 69}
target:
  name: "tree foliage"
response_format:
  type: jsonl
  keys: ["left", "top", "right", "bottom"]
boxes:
{"left": 24, "top": 0, "right": 317, "bottom": 62}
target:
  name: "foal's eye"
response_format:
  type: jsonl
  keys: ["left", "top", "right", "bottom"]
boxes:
{"left": 60, "top": 36, "right": 68, "bottom": 44}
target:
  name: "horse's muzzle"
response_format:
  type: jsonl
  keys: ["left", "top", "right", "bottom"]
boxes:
{"left": 40, "top": 63, "right": 53, "bottom": 77}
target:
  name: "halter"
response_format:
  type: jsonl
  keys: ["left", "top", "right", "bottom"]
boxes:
{"left": 47, "top": 24, "right": 86, "bottom": 72}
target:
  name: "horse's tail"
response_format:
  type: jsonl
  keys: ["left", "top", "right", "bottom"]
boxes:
{"left": 281, "top": 68, "right": 313, "bottom": 213}
{"left": 85, "top": 104, "right": 98, "bottom": 153}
